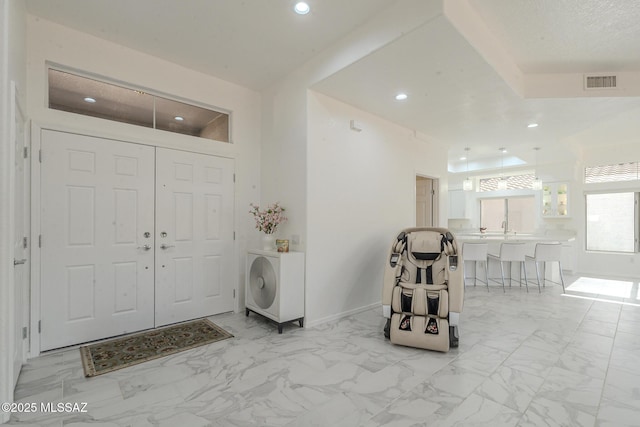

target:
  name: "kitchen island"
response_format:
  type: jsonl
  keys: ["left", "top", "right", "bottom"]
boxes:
{"left": 453, "top": 232, "right": 576, "bottom": 288}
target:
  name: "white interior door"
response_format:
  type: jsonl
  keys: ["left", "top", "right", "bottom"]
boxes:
{"left": 12, "top": 82, "right": 27, "bottom": 386}
{"left": 40, "top": 131, "right": 155, "bottom": 350}
{"left": 416, "top": 176, "right": 433, "bottom": 227}
{"left": 155, "top": 148, "right": 235, "bottom": 326}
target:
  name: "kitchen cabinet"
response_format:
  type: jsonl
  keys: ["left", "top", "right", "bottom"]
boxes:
{"left": 449, "top": 189, "right": 467, "bottom": 219}
{"left": 542, "top": 183, "right": 569, "bottom": 218}
{"left": 561, "top": 242, "right": 575, "bottom": 273}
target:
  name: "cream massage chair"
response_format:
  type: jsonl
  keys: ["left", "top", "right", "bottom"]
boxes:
{"left": 382, "top": 227, "right": 463, "bottom": 352}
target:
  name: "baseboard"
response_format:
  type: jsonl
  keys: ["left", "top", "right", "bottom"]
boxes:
{"left": 305, "top": 302, "right": 381, "bottom": 329}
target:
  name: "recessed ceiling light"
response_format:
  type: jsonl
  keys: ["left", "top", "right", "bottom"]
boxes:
{"left": 460, "top": 156, "right": 467, "bottom": 161}
{"left": 83, "top": 97, "right": 96, "bottom": 103}
{"left": 174, "top": 116, "right": 184, "bottom": 121}
{"left": 527, "top": 123, "right": 539, "bottom": 128}
{"left": 395, "top": 93, "right": 408, "bottom": 101}
{"left": 294, "top": 2, "right": 310, "bottom": 14}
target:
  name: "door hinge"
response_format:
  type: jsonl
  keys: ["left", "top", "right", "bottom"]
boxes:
{"left": 39, "top": 149, "right": 42, "bottom": 163}
{"left": 233, "top": 289, "right": 236, "bottom": 298}
{"left": 233, "top": 173, "right": 236, "bottom": 183}
{"left": 23, "top": 236, "right": 27, "bottom": 249}
{"left": 38, "top": 320, "right": 41, "bottom": 333}
{"left": 22, "top": 327, "right": 28, "bottom": 339}
{"left": 233, "top": 231, "right": 236, "bottom": 240}
{"left": 39, "top": 235, "right": 42, "bottom": 248}
{"left": 23, "top": 147, "right": 28, "bottom": 158}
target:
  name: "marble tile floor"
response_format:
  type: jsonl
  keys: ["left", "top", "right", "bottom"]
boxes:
{"left": 7, "top": 274, "right": 640, "bottom": 426}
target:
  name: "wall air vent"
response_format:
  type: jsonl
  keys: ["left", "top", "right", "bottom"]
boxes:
{"left": 585, "top": 74, "right": 617, "bottom": 90}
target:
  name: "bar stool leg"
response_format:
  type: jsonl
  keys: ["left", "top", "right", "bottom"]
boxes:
{"left": 534, "top": 260, "right": 541, "bottom": 292}
{"left": 523, "top": 261, "right": 529, "bottom": 293}
{"left": 474, "top": 260, "right": 477, "bottom": 287}
{"left": 484, "top": 260, "right": 489, "bottom": 291}
{"left": 499, "top": 261, "right": 506, "bottom": 293}
{"left": 509, "top": 261, "right": 513, "bottom": 287}
{"left": 558, "top": 261, "right": 565, "bottom": 293}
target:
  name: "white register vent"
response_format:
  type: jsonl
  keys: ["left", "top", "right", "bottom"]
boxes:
{"left": 584, "top": 74, "right": 617, "bottom": 90}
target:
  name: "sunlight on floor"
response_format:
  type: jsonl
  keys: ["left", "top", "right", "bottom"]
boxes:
{"left": 564, "top": 275, "right": 640, "bottom": 306}
{"left": 567, "top": 276, "right": 635, "bottom": 298}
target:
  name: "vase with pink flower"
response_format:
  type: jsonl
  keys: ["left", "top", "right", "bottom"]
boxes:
{"left": 249, "top": 202, "right": 287, "bottom": 250}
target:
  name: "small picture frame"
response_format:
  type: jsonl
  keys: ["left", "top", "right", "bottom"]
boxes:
{"left": 276, "top": 239, "right": 289, "bottom": 253}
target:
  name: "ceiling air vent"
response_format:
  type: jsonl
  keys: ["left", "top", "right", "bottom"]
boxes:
{"left": 585, "top": 74, "right": 617, "bottom": 90}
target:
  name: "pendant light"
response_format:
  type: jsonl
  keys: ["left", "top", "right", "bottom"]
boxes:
{"left": 532, "top": 147, "right": 543, "bottom": 190}
{"left": 497, "top": 147, "right": 507, "bottom": 190}
{"left": 462, "top": 147, "right": 473, "bottom": 191}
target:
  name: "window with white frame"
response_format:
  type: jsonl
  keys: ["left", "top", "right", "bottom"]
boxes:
{"left": 479, "top": 174, "right": 535, "bottom": 192}
{"left": 584, "top": 161, "right": 640, "bottom": 253}
{"left": 585, "top": 162, "right": 639, "bottom": 183}
{"left": 480, "top": 196, "right": 536, "bottom": 234}
{"left": 48, "top": 68, "right": 231, "bottom": 143}
{"left": 585, "top": 192, "right": 639, "bottom": 253}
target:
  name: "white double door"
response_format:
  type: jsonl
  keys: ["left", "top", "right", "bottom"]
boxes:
{"left": 40, "top": 130, "right": 234, "bottom": 351}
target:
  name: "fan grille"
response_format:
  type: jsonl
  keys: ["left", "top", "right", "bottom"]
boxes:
{"left": 249, "top": 256, "right": 277, "bottom": 309}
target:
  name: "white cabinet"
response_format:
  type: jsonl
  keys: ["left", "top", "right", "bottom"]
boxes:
{"left": 245, "top": 250, "right": 305, "bottom": 333}
{"left": 542, "top": 183, "right": 569, "bottom": 217}
{"left": 561, "top": 242, "right": 575, "bottom": 273}
{"left": 449, "top": 190, "right": 467, "bottom": 219}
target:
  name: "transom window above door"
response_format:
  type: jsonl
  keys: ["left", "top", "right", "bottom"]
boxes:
{"left": 48, "top": 68, "right": 230, "bottom": 143}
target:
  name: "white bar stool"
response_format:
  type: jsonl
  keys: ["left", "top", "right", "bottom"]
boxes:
{"left": 488, "top": 242, "right": 528, "bottom": 293}
{"left": 525, "top": 242, "right": 565, "bottom": 293}
{"left": 462, "top": 242, "right": 489, "bottom": 291}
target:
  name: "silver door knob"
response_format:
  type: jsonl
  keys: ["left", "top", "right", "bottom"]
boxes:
{"left": 13, "top": 258, "right": 27, "bottom": 265}
{"left": 137, "top": 244, "right": 151, "bottom": 251}
{"left": 160, "top": 244, "right": 175, "bottom": 250}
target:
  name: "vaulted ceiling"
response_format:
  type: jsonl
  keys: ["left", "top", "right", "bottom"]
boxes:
{"left": 26, "top": 0, "right": 640, "bottom": 171}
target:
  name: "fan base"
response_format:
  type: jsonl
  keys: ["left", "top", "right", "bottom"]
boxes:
{"left": 245, "top": 308, "right": 304, "bottom": 334}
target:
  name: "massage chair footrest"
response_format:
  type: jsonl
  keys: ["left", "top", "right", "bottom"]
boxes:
{"left": 389, "top": 313, "right": 449, "bottom": 352}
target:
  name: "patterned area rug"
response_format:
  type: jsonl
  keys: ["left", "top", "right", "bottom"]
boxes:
{"left": 80, "top": 318, "right": 233, "bottom": 377}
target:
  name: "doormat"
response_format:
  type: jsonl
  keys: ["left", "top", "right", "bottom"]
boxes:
{"left": 79, "top": 318, "right": 233, "bottom": 377}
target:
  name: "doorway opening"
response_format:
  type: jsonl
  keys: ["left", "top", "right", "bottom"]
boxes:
{"left": 416, "top": 175, "right": 438, "bottom": 227}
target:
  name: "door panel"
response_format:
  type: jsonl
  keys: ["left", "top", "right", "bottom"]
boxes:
{"left": 155, "top": 148, "right": 234, "bottom": 326}
{"left": 416, "top": 177, "right": 433, "bottom": 227}
{"left": 40, "top": 131, "right": 155, "bottom": 350}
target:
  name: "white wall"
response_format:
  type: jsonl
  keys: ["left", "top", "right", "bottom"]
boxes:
{"left": 1, "top": 0, "right": 26, "bottom": 422}
{"left": 26, "top": 16, "right": 262, "bottom": 324}
{"left": 0, "top": 2, "right": 11, "bottom": 422}
{"left": 259, "top": 0, "right": 444, "bottom": 252}
{"left": 560, "top": 109, "right": 640, "bottom": 278}
{"left": 306, "top": 92, "right": 448, "bottom": 325}
{"left": 259, "top": 1, "right": 445, "bottom": 326}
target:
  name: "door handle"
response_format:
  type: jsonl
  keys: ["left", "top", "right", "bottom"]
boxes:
{"left": 13, "top": 258, "right": 27, "bottom": 265}
{"left": 137, "top": 244, "right": 152, "bottom": 251}
{"left": 160, "top": 244, "right": 175, "bottom": 250}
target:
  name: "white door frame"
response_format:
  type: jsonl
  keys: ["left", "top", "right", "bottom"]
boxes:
{"left": 10, "top": 81, "right": 28, "bottom": 384}
{"left": 29, "top": 123, "right": 238, "bottom": 356}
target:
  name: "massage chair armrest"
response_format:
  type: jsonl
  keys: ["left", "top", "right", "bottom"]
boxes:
{"left": 447, "top": 255, "right": 464, "bottom": 316}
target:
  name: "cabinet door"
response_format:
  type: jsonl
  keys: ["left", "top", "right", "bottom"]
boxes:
{"left": 542, "top": 183, "right": 569, "bottom": 217}
{"left": 449, "top": 190, "right": 466, "bottom": 219}
{"left": 556, "top": 183, "right": 568, "bottom": 216}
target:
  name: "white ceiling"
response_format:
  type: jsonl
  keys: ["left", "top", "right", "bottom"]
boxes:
{"left": 26, "top": 0, "right": 395, "bottom": 90}
{"left": 470, "top": 0, "right": 640, "bottom": 74}
{"left": 26, "top": 0, "right": 640, "bottom": 171}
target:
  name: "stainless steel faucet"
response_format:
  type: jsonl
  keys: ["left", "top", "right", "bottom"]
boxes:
{"left": 501, "top": 219, "right": 509, "bottom": 234}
